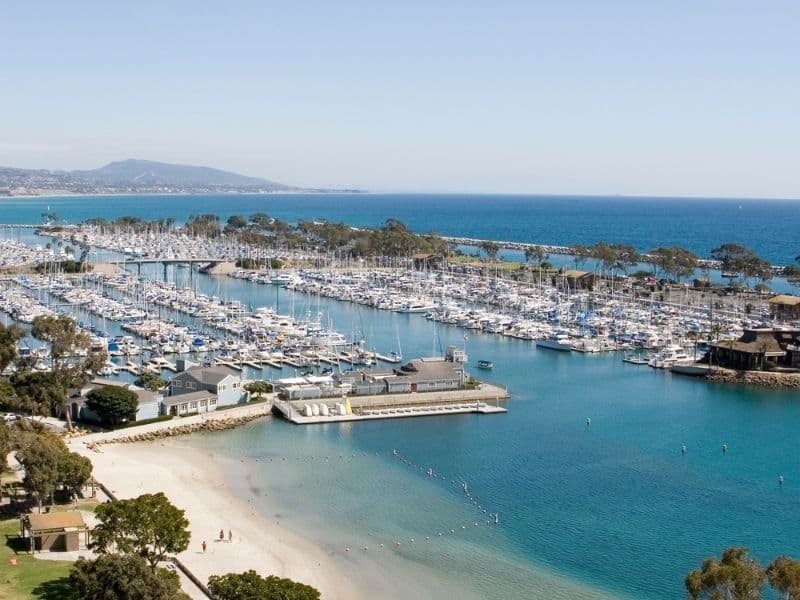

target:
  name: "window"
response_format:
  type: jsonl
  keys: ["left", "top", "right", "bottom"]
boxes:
{"left": 219, "top": 384, "right": 226, "bottom": 391}
{"left": 200, "top": 400, "right": 207, "bottom": 408}
{"left": 186, "top": 381, "right": 195, "bottom": 390}
{"left": 210, "top": 398, "right": 217, "bottom": 406}
{"left": 189, "top": 402, "right": 197, "bottom": 410}
{"left": 173, "top": 380, "right": 182, "bottom": 388}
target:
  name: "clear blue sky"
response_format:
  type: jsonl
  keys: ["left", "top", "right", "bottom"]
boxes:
{"left": 1, "top": 1, "right": 798, "bottom": 197}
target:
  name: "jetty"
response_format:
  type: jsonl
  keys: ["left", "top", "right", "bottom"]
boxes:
{"left": 273, "top": 383, "right": 508, "bottom": 425}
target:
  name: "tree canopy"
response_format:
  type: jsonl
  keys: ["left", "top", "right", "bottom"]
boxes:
{"left": 0, "top": 321, "right": 24, "bottom": 373}
{"left": 134, "top": 371, "right": 167, "bottom": 392}
{"left": 92, "top": 492, "right": 190, "bottom": 568}
{"left": 70, "top": 554, "right": 188, "bottom": 600}
{"left": 685, "top": 547, "right": 765, "bottom": 600}
{"left": 207, "top": 570, "right": 321, "bottom": 600}
{"left": 86, "top": 385, "right": 138, "bottom": 428}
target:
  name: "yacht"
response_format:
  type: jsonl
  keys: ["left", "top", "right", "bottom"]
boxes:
{"left": 647, "top": 345, "right": 691, "bottom": 369}
{"left": 536, "top": 332, "right": 573, "bottom": 352}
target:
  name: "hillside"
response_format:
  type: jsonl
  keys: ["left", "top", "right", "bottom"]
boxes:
{"left": 0, "top": 159, "right": 360, "bottom": 195}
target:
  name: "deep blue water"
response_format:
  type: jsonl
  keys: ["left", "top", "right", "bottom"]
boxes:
{"left": 2, "top": 193, "right": 799, "bottom": 264}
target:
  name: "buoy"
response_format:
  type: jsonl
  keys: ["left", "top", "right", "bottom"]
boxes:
{"left": 681, "top": 444, "right": 687, "bottom": 455}
{"left": 722, "top": 443, "right": 728, "bottom": 453}
{"left": 586, "top": 417, "right": 591, "bottom": 427}
{"left": 779, "top": 475, "right": 784, "bottom": 485}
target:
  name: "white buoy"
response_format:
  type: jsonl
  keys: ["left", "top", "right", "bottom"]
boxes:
{"left": 586, "top": 417, "right": 591, "bottom": 427}
{"left": 779, "top": 475, "right": 784, "bottom": 485}
{"left": 681, "top": 444, "right": 687, "bottom": 455}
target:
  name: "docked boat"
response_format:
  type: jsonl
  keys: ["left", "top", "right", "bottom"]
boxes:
{"left": 535, "top": 332, "right": 573, "bottom": 352}
{"left": 476, "top": 359, "right": 493, "bottom": 370}
{"left": 647, "top": 345, "right": 691, "bottom": 369}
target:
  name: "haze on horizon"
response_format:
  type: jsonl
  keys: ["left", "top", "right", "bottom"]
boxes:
{"left": 1, "top": 1, "right": 798, "bottom": 199}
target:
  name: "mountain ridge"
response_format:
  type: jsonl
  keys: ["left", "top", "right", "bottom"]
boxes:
{"left": 0, "top": 159, "right": 362, "bottom": 195}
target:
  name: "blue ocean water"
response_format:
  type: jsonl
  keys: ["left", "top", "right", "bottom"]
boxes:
{"left": 2, "top": 193, "right": 799, "bottom": 264}
{"left": 4, "top": 194, "right": 800, "bottom": 598}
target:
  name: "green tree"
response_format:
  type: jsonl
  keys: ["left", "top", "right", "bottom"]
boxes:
{"left": 31, "top": 314, "right": 104, "bottom": 389}
{"left": 86, "top": 386, "right": 138, "bottom": 428}
{"left": 244, "top": 381, "right": 273, "bottom": 399}
{"left": 0, "top": 321, "right": 25, "bottom": 373}
{"left": 649, "top": 247, "right": 698, "bottom": 282}
{"left": 10, "top": 371, "right": 65, "bottom": 417}
{"left": 134, "top": 371, "right": 167, "bottom": 392}
{"left": 480, "top": 241, "right": 500, "bottom": 263}
{"left": 767, "top": 556, "right": 800, "bottom": 600}
{"left": 685, "top": 547, "right": 765, "bottom": 600}
{"left": 59, "top": 451, "right": 93, "bottom": 499}
{"left": 17, "top": 433, "right": 64, "bottom": 512}
{"left": 70, "top": 554, "right": 187, "bottom": 600}
{"left": 92, "top": 492, "right": 190, "bottom": 568}
{"left": 207, "top": 570, "right": 321, "bottom": 600}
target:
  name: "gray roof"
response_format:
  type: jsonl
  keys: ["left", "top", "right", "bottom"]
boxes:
{"left": 174, "top": 365, "right": 238, "bottom": 386}
{"left": 394, "top": 359, "right": 463, "bottom": 383}
{"left": 162, "top": 390, "right": 216, "bottom": 407}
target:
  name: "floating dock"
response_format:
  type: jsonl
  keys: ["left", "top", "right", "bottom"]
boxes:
{"left": 273, "top": 383, "right": 509, "bottom": 425}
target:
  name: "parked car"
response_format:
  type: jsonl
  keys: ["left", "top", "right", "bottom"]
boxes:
{"left": 2, "top": 413, "right": 18, "bottom": 422}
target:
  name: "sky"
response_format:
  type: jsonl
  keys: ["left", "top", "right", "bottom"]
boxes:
{"left": 0, "top": 1, "right": 798, "bottom": 197}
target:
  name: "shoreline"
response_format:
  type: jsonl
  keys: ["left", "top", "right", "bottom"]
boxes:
{"left": 73, "top": 435, "right": 362, "bottom": 600}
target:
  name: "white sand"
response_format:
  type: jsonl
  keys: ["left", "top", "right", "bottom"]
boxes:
{"left": 73, "top": 431, "right": 361, "bottom": 599}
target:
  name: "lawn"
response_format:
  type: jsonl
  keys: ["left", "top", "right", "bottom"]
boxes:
{"left": 0, "top": 518, "right": 74, "bottom": 600}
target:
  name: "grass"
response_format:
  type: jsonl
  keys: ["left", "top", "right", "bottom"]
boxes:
{"left": 0, "top": 518, "right": 74, "bottom": 600}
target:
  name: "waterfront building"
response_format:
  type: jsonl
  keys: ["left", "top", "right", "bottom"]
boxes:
{"left": 768, "top": 294, "right": 800, "bottom": 321}
{"left": 169, "top": 364, "right": 246, "bottom": 409}
{"left": 709, "top": 328, "right": 800, "bottom": 370}
{"left": 66, "top": 378, "right": 160, "bottom": 424}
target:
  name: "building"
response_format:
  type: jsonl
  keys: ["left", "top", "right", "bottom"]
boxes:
{"left": 167, "top": 365, "right": 247, "bottom": 415}
{"left": 65, "top": 378, "right": 160, "bottom": 424}
{"left": 709, "top": 328, "right": 800, "bottom": 370}
{"left": 21, "top": 512, "right": 89, "bottom": 553}
{"left": 561, "top": 270, "right": 595, "bottom": 290}
{"left": 769, "top": 294, "right": 800, "bottom": 321}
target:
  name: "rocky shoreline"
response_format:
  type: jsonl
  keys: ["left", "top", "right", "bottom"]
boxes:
{"left": 705, "top": 368, "right": 800, "bottom": 390}
{"left": 86, "top": 411, "right": 269, "bottom": 448}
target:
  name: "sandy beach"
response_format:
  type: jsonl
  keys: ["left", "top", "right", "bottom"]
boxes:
{"left": 72, "top": 413, "right": 362, "bottom": 600}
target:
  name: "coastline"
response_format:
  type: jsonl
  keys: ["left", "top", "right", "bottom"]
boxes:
{"left": 73, "top": 436, "right": 362, "bottom": 600}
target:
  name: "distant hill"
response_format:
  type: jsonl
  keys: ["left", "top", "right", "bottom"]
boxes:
{"left": 0, "top": 159, "right": 362, "bottom": 196}
{"left": 74, "top": 159, "right": 290, "bottom": 190}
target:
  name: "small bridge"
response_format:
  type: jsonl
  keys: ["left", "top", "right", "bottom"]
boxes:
{"left": 109, "top": 257, "right": 234, "bottom": 278}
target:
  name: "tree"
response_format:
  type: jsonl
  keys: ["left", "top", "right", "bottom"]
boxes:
{"left": 31, "top": 314, "right": 104, "bottom": 389}
{"left": 86, "top": 386, "right": 138, "bottom": 428}
{"left": 648, "top": 247, "right": 698, "bottom": 282}
{"left": 134, "top": 371, "right": 167, "bottom": 392}
{"left": 480, "top": 241, "right": 500, "bottom": 263}
{"left": 244, "top": 381, "right": 272, "bottom": 399}
{"left": 208, "top": 571, "right": 321, "bottom": 600}
{"left": 59, "top": 451, "right": 93, "bottom": 499}
{"left": 685, "top": 547, "right": 765, "bottom": 600}
{"left": 767, "top": 556, "right": 800, "bottom": 600}
{"left": 524, "top": 246, "right": 547, "bottom": 268}
{"left": 9, "top": 371, "right": 65, "bottom": 417}
{"left": 0, "top": 321, "right": 24, "bottom": 373}
{"left": 17, "top": 433, "right": 64, "bottom": 513}
{"left": 92, "top": 492, "right": 190, "bottom": 568}
{"left": 70, "top": 554, "right": 187, "bottom": 600}
{"left": 711, "top": 243, "right": 772, "bottom": 288}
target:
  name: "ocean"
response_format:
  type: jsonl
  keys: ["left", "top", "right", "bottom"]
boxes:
{"left": 4, "top": 193, "right": 800, "bottom": 598}
{"left": 2, "top": 193, "right": 800, "bottom": 264}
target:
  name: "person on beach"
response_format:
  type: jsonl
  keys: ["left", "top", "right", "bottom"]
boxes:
{"left": 202, "top": 540, "right": 207, "bottom": 553}
{"left": 228, "top": 530, "right": 232, "bottom": 542}
{"left": 219, "top": 529, "right": 224, "bottom": 540}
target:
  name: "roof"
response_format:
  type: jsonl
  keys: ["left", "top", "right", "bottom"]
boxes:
{"left": 563, "top": 270, "right": 592, "bottom": 278}
{"left": 395, "top": 359, "right": 463, "bottom": 383}
{"left": 163, "top": 390, "right": 216, "bottom": 406}
{"left": 27, "top": 512, "right": 86, "bottom": 532}
{"left": 174, "top": 365, "right": 238, "bottom": 386}
{"left": 710, "top": 329, "right": 791, "bottom": 356}
{"left": 769, "top": 294, "right": 800, "bottom": 306}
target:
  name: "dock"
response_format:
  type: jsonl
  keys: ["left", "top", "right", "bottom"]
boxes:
{"left": 274, "top": 383, "right": 509, "bottom": 425}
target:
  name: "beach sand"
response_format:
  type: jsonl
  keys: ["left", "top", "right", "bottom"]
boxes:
{"left": 74, "top": 438, "right": 362, "bottom": 600}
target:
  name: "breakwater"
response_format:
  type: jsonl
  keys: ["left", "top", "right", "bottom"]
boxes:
{"left": 705, "top": 368, "right": 800, "bottom": 389}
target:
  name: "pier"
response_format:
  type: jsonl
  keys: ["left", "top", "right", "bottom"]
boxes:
{"left": 274, "top": 383, "right": 509, "bottom": 425}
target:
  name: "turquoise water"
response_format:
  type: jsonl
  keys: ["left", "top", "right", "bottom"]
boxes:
{"left": 2, "top": 193, "right": 800, "bottom": 264}
{"left": 4, "top": 194, "right": 800, "bottom": 597}
{"left": 171, "top": 276, "right": 799, "bottom": 600}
